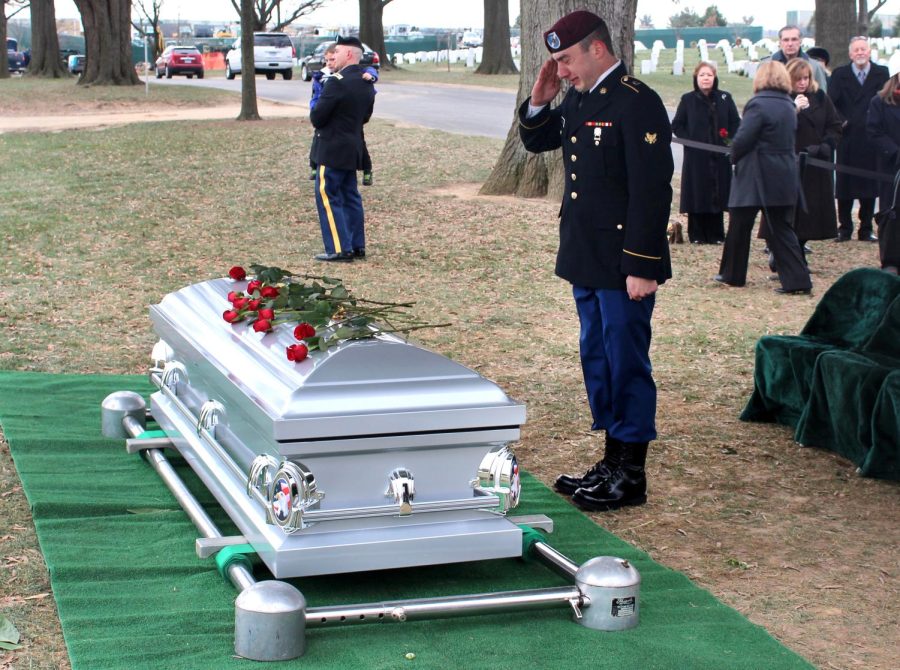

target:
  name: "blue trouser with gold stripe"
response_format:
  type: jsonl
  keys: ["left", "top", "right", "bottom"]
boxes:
{"left": 573, "top": 285, "right": 657, "bottom": 444}
{"left": 315, "top": 165, "right": 365, "bottom": 254}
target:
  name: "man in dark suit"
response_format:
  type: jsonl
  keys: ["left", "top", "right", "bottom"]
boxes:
{"left": 518, "top": 10, "right": 673, "bottom": 511}
{"left": 830, "top": 36, "right": 890, "bottom": 242}
{"left": 310, "top": 35, "right": 375, "bottom": 262}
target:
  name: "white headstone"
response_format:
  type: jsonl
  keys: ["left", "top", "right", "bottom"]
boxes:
{"left": 640, "top": 59, "right": 655, "bottom": 75}
{"left": 466, "top": 48, "right": 475, "bottom": 68}
{"left": 673, "top": 60, "right": 684, "bottom": 76}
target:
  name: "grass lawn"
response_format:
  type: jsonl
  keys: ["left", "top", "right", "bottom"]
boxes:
{"left": 0, "top": 78, "right": 897, "bottom": 670}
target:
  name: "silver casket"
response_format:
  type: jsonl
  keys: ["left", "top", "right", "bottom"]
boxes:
{"left": 148, "top": 277, "right": 527, "bottom": 579}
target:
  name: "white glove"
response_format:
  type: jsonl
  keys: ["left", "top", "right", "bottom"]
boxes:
{"left": 794, "top": 95, "right": 809, "bottom": 111}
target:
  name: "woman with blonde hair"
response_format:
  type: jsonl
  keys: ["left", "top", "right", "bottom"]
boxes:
{"left": 784, "top": 58, "right": 842, "bottom": 252}
{"left": 672, "top": 60, "right": 741, "bottom": 243}
{"left": 715, "top": 61, "right": 812, "bottom": 294}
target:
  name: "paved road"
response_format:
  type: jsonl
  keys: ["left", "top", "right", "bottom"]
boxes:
{"left": 152, "top": 75, "right": 683, "bottom": 170}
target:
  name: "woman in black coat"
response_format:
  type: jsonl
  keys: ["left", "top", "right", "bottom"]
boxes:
{"left": 715, "top": 61, "right": 812, "bottom": 294}
{"left": 787, "top": 58, "right": 843, "bottom": 244}
{"left": 866, "top": 70, "right": 900, "bottom": 272}
{"left": 672, "top": 61, "right": 741, "bottom": 243}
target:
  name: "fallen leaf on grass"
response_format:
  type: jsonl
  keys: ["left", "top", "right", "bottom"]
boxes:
{"left": 0, "top": 614, "right": 22, "bottom": 650}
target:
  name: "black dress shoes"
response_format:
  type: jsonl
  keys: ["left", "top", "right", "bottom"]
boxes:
{"left": 572, "top": 465, "right": 647, "bottom": 511}
{"left": 555, "top": 461, "right": 614, "bottom": 496}
{"left": 314, "top": 252, "right": 354, "bottom": 262}
{"left": 774, "top": 287, "right": 812, "bottom": 295}
{"left": 713, "top": 275, "right": 744, "bottom": 287}
{"left": 352, "top": 248, "right": 366, "bottom": 258}
{"left": 859, "top": 233, "right": 878, "bottom": 242}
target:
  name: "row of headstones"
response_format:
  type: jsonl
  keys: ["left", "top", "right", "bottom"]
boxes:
{"left": 638, "top": 36, "right": 900, "bottom": 77}
{"left": 388, "top": 46, "right": 523, "bottom": 67}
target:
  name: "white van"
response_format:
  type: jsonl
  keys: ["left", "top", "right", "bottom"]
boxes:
{"left": 225, "top": 32, "right": 295, "bottom": 80}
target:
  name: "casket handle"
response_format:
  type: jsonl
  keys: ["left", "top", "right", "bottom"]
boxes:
{"left": 198, "top": 400, "right": 226, "bottom": 436}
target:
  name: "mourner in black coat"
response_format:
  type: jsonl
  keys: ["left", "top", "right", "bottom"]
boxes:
{"left": 787, "top": 58, "right": 842, "bottom": 243}
{"left": 866, "top": 72, "right": 900, "bottom": 271}
{"left": 671, "top": 61, "right": 741, "bottom": 243}
{"left": 309, "top": 36, "right": 375, "bottom": 262}
{"left": 829, "top": 37, "right": 890, "bottom": 241}
{"left": 716, "top": 61, "right": 812, "bottom": 294}
{"left": 518, "top": 11, "right": 673, "bottom": 513}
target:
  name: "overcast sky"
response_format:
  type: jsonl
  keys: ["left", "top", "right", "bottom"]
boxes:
{"left": 45, "top": 0, "right": 821, "bottom": 32}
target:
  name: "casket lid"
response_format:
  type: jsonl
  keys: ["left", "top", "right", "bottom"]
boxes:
{"left": 150, "top": 278, "right": 525, "bottom": 440}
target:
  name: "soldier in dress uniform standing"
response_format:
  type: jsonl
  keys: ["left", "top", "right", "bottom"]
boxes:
{"left": 310, "top": 35, "right": 375, "bottom": 262}
{"left": 518, "top": 10, "right": 673, "bottom": 511}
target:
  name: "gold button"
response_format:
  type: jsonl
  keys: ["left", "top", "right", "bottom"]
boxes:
{"left": 571, "top": 173, "right": 577, "bottom": 181}
{"left": 616, "top": 224, "right": 623, "bottom": 230}
{"left": 600, "top": 87, "right": 607, "bottom": 94}
{"left": 570, "top": 136, "right": 577, "bottom": 143}
{"left": 571, "top": 192, "right": 578, "bottom": 200}
{"left": 571, "top": 154, "right": 577, "bottom": 162}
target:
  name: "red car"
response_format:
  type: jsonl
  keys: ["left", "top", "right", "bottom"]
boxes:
{"left": 155, "top": 45, "right": 204, "bottom": 79}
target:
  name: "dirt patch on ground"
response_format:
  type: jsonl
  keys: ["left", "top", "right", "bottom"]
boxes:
{"left": 0, "top": 101, "right": 307, "bottom": 134}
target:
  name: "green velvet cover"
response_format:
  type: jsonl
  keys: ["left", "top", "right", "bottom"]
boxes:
{"left": 794, "top": 296, "right": 900, "bottom": 480}
{"left": 741, "top": 268, "right": 900, "bottom": 426}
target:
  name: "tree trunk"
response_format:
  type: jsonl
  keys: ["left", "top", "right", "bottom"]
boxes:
{"left": 73, "top": 0, "right": 141, "bottom": 85}
{"left": 28, "top": 0, "right": 68, "bottom": 78}
{"left": 857, "top": 0, "right": 869, "bottom": 35}
{"left": 237, "top": 0, "right": 261, "bottom": 120}
{"left": 359, "top": 0, "right": 394, "bottom": 71}
{"left": 816, "top": 0, "right": 856, "bottom": 70}
{"left": 0, "top": 8, "right": 9, "bottom": 80}
{"left": 476, "top": 0, "right": 518, "bottom": 75}
{"left": 481, "top": 0, "right": 636, "bottom": 198}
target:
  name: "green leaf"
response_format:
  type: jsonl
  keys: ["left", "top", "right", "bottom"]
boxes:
{"left": 0, "top": 614, "right": 22, "bottom": 649}
{"left": 330, "top": 286, "right": 349, "bottom": 300}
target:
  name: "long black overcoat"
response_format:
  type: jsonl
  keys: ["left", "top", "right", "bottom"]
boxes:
{"left": 866, "top": 93, "right": 900, "bottom": 209}
{"left": 518, "top": 63, "right": 674, "bottom": 289}
{"left": 829, "top": 62, "right": 890, "bottom": 199}
{"left": 728, "top": 90, "right": 798, "bottom": 209}
{"left": 793, "top": 89, "right": 843, "bottom": 240}
{"left": 671, "top": 83, "right": 741, "bottom": 214}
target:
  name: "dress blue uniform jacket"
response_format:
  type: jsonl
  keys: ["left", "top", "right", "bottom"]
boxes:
{"left": 310, "top": 64, "right": 375, "bottom": 171}
{"left": 518, "top": 63, "right": 674, "bottom": 290}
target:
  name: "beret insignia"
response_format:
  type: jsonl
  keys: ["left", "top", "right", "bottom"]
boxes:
{"left": 546, "top": 32, "right": 561, "bottom": 50}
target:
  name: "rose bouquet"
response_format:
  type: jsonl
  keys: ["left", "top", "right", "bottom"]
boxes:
{"left": 223, "top": 264, "right": 446, "bottom": 363}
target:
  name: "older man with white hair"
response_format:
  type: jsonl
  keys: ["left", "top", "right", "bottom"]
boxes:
{"left": 829, "top": 36, "right": 890, "bottom": 242}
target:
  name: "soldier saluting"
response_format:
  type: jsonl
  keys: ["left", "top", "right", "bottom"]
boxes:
{"left": 518, "top": 10, "right": 673, "bottom": 511}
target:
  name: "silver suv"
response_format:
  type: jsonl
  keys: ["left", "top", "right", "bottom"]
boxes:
{"left": 225, "top": 32, "right": 294, "bottom": 80}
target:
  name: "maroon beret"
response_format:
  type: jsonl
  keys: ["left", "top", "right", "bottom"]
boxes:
{"left": 544, "top": 10, "right": 604, "bottom": 53}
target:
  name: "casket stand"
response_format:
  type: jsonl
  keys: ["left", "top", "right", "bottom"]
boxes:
{"left": 101, "top": 277, "right": 638, "bottom": 660}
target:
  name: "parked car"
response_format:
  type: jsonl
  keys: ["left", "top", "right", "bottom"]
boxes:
{"left": 225, "top": 32, "right": 294, "bottom": 80}
{"left": 299, "top": 40, "right": 380, "bottom": 82}
{"left": 67, "top": 54, "right": 86, "bottom": 75}
{"left": 6, "top": 38, "right": 26, "bottom": 74}
{"left": 155, "top": 45, "right": 204, "bottom": 79}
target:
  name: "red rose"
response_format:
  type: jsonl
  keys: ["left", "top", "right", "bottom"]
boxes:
{"left": 247, "top": 280, "right": 262, "bottom": 294}
{"left": 247, "top": 299, "right": 261, "bottom": 311}
{"left": 232, "top": 297, "right": 249, "bottom": 310}
{"left": 286, "top": 343, "right": 309, "bottom": 362}
{"left": 229, "top": 266, "right": 247, "bottom": 281}
{"left": 260, "top": 286, "right": 279, "bottom": 299}
{"left": 223, "top": 309, "right": 241, "bottom": 323}
{"left": 253, "top": 319, "right": 272, "bottom": 333}
{"left": 258, "top": 308, "right": 275, "bottom": 320}
{"left": 227, "top": 290, "right": 241, "bottom": 303}
{"left": 294, "top": 323, "right": 316, "bottom": 339}
{"left": 719, "top": 128, "right": 728, "bottom": 138}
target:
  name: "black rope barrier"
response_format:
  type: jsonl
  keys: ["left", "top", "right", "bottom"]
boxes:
{"left": 672, "top": 136, "right": 897, "bottom": 184}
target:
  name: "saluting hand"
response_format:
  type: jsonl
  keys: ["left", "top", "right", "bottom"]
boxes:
{"left": 530, "top": 58, "right": 561, "bottom": 107}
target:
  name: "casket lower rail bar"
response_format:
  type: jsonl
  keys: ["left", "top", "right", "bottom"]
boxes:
{"left": 101, "top": 277, "right": 641, "bottom": 661}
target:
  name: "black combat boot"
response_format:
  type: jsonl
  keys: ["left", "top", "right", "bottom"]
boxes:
{"left": 571, "top": 442, "right": 648, "bottom": 511}
{"left": 554, "top": 436, "right": 627, "bottom": 496}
